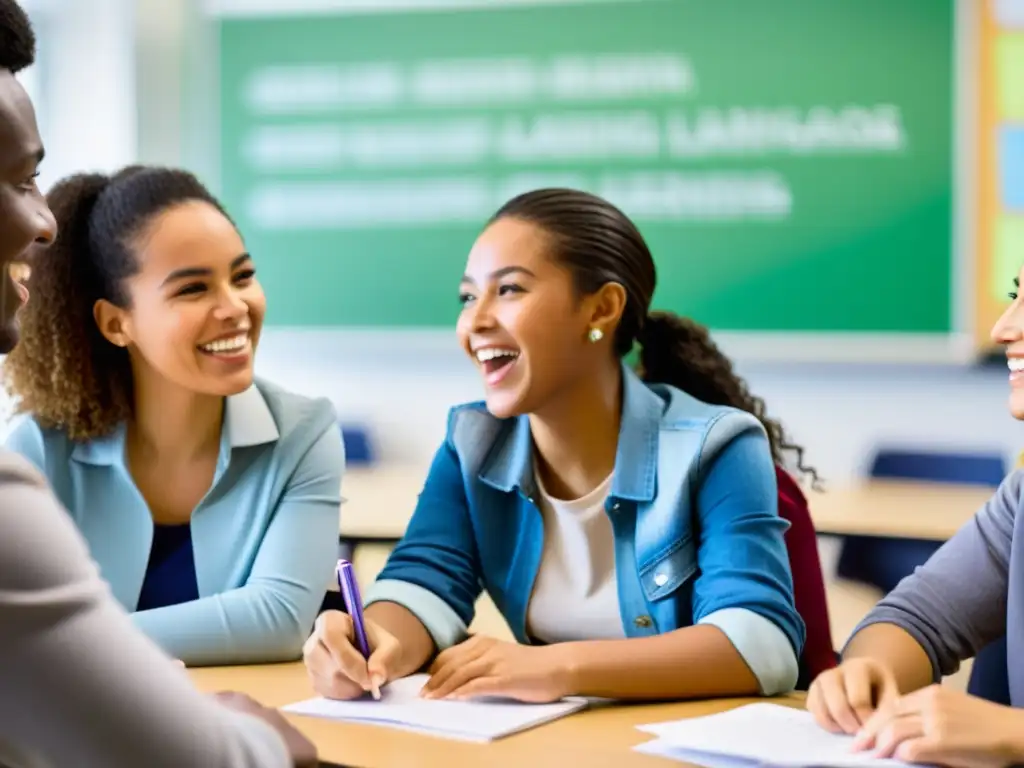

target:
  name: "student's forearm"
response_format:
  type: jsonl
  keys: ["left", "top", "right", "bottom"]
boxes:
{"left": 1006, "top": 710, "right": 1024, "bottom": 762}
{"left": 843, "top": 623, "right": 935, "bottom": 694}
{"left": 365, "top": 601, "right": 436, "bottom": 677}
{"left": 133, "top": 588, "right": 314, "bottom": 666}
{"left": 557, "top": 625, "right": 762, "bottom": 701}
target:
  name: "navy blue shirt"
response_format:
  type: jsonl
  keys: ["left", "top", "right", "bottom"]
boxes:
{"left": 136, "top": 524, "right": 199, "bottom": 611}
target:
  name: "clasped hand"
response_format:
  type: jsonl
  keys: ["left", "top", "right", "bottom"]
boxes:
{"left": 808, "top": 659, "right": 1024, "bottom": 767}
{"left": 303, "top": 612, "right": 573, "bottom": 703}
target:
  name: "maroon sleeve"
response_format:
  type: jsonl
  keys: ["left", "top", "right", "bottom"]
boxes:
{"left": 774, "top": 466, "right": 836, "bottom": 684}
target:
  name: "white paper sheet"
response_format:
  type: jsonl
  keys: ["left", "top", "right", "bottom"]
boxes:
{"left": 282, "top": 673, "right": 588, "bottom": 742}
{"left": 635, "top": 702, "right": 921, "bottom": 767}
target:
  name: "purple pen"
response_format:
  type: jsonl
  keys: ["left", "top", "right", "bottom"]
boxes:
{"left": 337, "top": 559, "right": 371, "bottom": 659}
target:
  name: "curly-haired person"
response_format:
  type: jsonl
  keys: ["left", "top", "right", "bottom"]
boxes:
{"left": 0, "top": 1, "right": 319, "bottom": 766}
{"left": 306, "top": 188, "right": 833, "bottom": 705}
{"left": 3, "top": 164, "right": 344, "bottom": 668}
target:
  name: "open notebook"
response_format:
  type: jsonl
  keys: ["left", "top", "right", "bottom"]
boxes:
{"left": 283, "top": 674, "right": 588, "bottom": 742}
{"left": 634, "top": 703, "right": 917, "bottom": 767}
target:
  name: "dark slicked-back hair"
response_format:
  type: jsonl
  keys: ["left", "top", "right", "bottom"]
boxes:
{"left": 0, "top": 0, "right": 34, "bottom": 74}
{"left": 492, "top": 188, "right": 819, "bottom": 486}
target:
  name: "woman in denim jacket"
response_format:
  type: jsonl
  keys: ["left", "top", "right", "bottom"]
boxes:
{"left": 308, "top": 189, "right": 812, "bottom": 703}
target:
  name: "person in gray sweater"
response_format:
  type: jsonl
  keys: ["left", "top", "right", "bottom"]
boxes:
{"left": 0, "top": 1, "right": 317, "bottom": 765}
{"left": 808, "top": 278, "right": 1024, "bottom": 767}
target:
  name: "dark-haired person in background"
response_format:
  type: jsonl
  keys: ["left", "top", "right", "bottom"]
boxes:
{"left": 3, "top": 164, "right": 344, "bottom": 667}
{"left": 0, "top": 0, "right": 317, "bottom": 765}
{"left": 305, "top": 188, "right": 812, "bottom": 703}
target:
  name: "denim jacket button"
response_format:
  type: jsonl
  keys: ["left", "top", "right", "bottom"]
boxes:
{"left": 634, "top": 615, "right": 652, "bottom": 628}
{"left": 653, "top": 573, "right": 668, "bottom": 587}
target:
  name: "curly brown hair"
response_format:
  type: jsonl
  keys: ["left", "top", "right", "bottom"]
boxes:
{"left": 0, "top": 0, "right": 36, "bottom": 74}
{"left": 3, "top": 165, "right": 230, "bottom": 441}
{"left": 491, "top": 188, "right": 820, "bottom": 487}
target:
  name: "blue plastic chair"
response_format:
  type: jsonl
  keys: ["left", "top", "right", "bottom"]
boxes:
{"left": 835, "top": 448, "right": 1009, "bottom": 704}
{"left": 340, "top": 424, "right": 374, "bottom": 465}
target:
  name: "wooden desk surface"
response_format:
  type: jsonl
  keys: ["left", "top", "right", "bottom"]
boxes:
{"left": 190, "top": 663, "right": 803, "bottom": 768}
{"left": 806, "top": 479, "right": 993, "bottom": 541}
{"left": 342, "top": 466, "right": 995, "bottom": 543}
{"left": 341, "top": 465, "right": 423, "bottom": 539}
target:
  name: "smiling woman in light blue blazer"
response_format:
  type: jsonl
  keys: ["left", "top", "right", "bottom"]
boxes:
{"left": 2, "top": 166, "right": 344, "bottom": 667}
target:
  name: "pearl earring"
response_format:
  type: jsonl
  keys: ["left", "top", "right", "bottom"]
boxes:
{"left": 588, "top": 327, "right": 603, "bottom": 343}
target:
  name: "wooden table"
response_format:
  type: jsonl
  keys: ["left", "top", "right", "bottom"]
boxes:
{"left": 342, "top": 466, "right": 994, "bottom": 543}
{"left": 806, "top": 479, "right": 993, "bottom": 541}
{"left": 190, "top": 663, "right": 803, "bottom": 768}
{"left": 340, "top": 465, "right": 424, "bottom": 540}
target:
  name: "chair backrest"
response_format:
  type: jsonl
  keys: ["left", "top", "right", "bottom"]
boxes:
{"left": 340, "top": 424, "right": 374, "bottom": 465}
{"left": 869, "top": 448, "right": 1006, "bottom": 486}
{"left": 774, "top": 466, "right": 836, "bottom": 688}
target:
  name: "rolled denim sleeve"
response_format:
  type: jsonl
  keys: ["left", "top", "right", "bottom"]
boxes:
{"left": 692, "top": 430, "right": 805, "bottom": 695}
{"left": 364, "top": 437, "right": 483, "bottom": 651}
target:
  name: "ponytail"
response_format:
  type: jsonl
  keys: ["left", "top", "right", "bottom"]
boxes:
{"left": 637, "top": 311, "right": 819, "bottom": 486}
{"left": 3, "top": 172, "right": 135, "bottom": 440}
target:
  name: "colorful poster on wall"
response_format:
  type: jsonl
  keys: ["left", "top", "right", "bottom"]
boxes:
{"left": 978, "top": 0, "right": 1024, "bottom": 348}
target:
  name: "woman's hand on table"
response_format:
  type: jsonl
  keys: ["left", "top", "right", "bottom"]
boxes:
{"left": 807, "top": 658, "right": 900, "bottom": 734}
{"left": 422, "top": 635, "right": 573, "bottom": 703}
{"left": 851, "top": 684, "right": 1024, "bottom": 767}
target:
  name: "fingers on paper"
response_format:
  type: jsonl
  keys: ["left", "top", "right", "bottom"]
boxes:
{"left": 805, "top": 682, "right": 836, "bottom": 733}
{"left": 442, "top": 676, "right": 507, "bottom": 701}
{"left": 818, "top": 672, "right": 863, "bottom": 735}
{"left": 871, "top": 714, "right": 924, "bottom": 759}
{"left": 852, "top": 690, "right": 915, "bottom": 753}
{"left": 423, "top": 638, "right": 489, "bottom": 697}
{"left": 425, "top": 657, "right": 493, "bottom": 699}
{"left": 893, "top": 736, "right": 946, "bottom": 765}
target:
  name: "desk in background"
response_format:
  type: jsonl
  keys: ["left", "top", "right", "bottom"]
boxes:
{"left": 341, "top": 466, "right": 993, "bottom": 543}
{"left": 806, "top": 480, "right": 992, "bottom": 541}
{"left": 189, "top": 663, "right": 803, "bottom": 768}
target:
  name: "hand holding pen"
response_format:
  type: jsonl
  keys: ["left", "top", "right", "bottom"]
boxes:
{"left": 336, "top": 559, "right": 380, "bottom": 699}
{"left": 302, "top": 560, "right": 402, "bottom": 701}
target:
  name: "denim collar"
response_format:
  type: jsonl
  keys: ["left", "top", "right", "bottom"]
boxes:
{"left": 478, "top": 363, "right": 661, "bottom": 502}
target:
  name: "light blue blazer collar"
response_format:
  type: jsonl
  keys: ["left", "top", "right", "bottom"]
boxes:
{"left": 67, "top": 385, "right": 281, "bottom": 610}
{"left": 69, "top": 385, "right": 280, "bottom": 473}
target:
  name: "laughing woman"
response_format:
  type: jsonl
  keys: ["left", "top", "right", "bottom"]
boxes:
{"left": 2, "top": 166, "right": 344, "bottom": 666}
{"left": 305, "top": 188, "right": 805, "bottom": 703}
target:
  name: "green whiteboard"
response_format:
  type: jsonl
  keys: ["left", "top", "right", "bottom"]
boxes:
{"left": 212, "top": 0, "right": 955, "bottom": 333}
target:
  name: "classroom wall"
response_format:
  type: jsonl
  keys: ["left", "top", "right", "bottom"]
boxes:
{"left": 19, "top": 0, "right": 136, "bottom": 191}
{"left": 6, "top": 0, "right": 1019, "bottom": 485}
